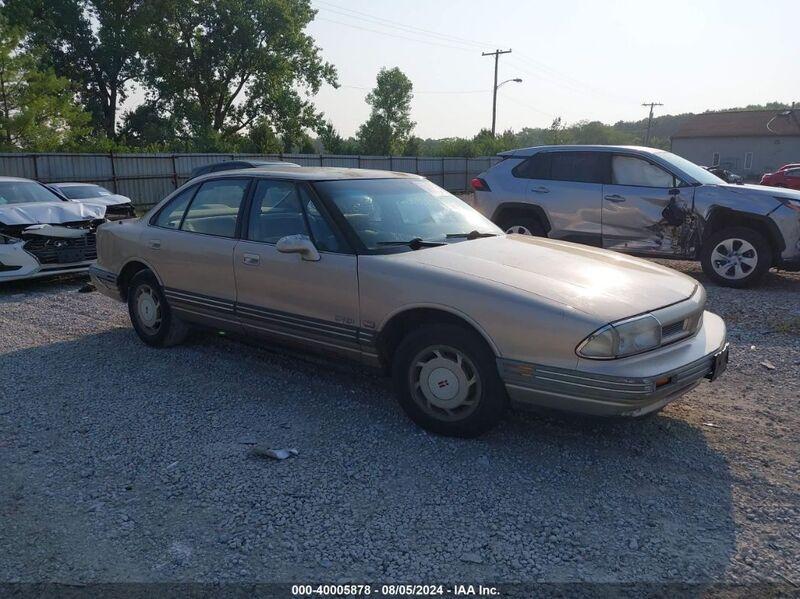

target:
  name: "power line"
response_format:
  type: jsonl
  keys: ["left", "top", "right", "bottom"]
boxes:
{"left": 339, "top": 84, "right": 489, "bottom": 95}
{"left": 315, "top": 1, "right": 629, "bottom": 104}
{"left": 314, "top": 1, "right": 498, "bottom": 50}
{"left": 315, "top": 17, "right": 477, "bottom": 53}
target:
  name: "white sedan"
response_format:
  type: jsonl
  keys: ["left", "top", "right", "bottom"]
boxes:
{"left": 49, "top": 182, "right": 136, "bottom": 220}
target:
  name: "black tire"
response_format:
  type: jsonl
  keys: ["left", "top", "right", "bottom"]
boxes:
{"left": 700, "top": 226, "right": 772, "bottom": 288}
{"left": 496, "top": 212, "right": 546, "bottom": 237}
{"left": 392, "top": 324, "right": 508, "bottom": 437}
{"left": 127, "top": 270, "right": 190, "bottom": 347}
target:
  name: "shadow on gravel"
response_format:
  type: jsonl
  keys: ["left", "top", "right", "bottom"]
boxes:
{"left": 0, "top": 274, "right": 88, "bottom": 298}
{"left": 0, "top": 328, "right": 737, "bottom": 583}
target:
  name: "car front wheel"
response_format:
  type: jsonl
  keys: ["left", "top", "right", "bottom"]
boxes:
{"left": 127, "top": 270, "right": 189, "bottom": 347}
{"left": 700, "top": 227, "right": 772, "bottom": 288}
{"left": 392, "top": 324, "right": 508, "bottom": 437}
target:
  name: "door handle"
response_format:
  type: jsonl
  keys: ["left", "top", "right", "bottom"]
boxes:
{"left": 242, "top": 253, "right": 260, "bottom": 266}
{"left": 531, "top": 186, "right": 549, "bottom": 193}
{"left": 147, "top": 239, "right": 161, "bottom": 249}
{"left": 604, "top": 194, "right": 626, "bottom": 203}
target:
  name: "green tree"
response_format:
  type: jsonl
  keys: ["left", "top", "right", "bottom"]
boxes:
{"left": 357, "top": 67, "right": 415, "bottom": 155}
{"left": 3, "top": 0, "right": 146, "bottom": 139}
{"left": 0, "top": 20, "right": 90, "bottom": 151}
{"left": 140, "top": 0, "right": 336, "bottom": 147}
{"left": 120, "top": 101, "right": 181, "bottom": 148}
{"left": 318, "top": 120, "right": 344, "bottom": 154}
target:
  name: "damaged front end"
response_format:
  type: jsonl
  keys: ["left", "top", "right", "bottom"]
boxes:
{"left": 0, "top": 219, "right": 103, "bottom": 282}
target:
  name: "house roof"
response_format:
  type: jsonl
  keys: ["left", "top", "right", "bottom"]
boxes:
{"left": 672, "top": 109, "right": 800, "bottom": 139}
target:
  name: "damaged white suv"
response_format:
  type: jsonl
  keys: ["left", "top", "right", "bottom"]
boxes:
{"left": 0, "top": 177, "right": 106, "bottom": 282}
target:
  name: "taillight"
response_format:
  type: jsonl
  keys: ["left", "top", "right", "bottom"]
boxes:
{"left": 471, "top": 177, "right": 491, "bottom": 192}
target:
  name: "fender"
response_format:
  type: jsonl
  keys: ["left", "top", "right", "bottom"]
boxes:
{"left": 703, "top": 205, "right": 786, "bottom": 253}
{"left": 378, "top": 302, "right": 502, "bottom": 357}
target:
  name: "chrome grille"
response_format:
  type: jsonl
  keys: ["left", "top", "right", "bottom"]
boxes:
{"left": 661, "top": 321, "right": 685, "bottom": 338}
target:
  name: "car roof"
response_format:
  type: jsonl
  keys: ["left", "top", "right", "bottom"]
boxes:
{"left": 49, "top": 182, "right": 104, "bottom": 187}
{"left": 194, "top": 166, "right": 424, "bottom": 182}
{"left": 498, "top": 145, "right": 662, "bottom": 157}
{"left": 0, "top": 176, "right": 39, "bottom": 183}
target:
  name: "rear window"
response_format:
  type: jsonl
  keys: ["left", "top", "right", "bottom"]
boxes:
{"left": 513, "top": 151, "right": 607, "bottom": 184}
{"left": 57, "top": 185, "right": 112, "bottom": 199}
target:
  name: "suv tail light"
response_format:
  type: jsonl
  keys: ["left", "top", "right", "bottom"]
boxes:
{"left": 471, "top": 177, "right": 491, "bottom": 192}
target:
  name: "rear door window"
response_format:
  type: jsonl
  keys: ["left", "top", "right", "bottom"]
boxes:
{"left": 514, "top": 151, "right": 607, "bottom": 183}
{"left": 180, "top": 179, "right": 249, "bottom": 237}
{"left": 152, "top": 186, "right": 197, "bottom": 229}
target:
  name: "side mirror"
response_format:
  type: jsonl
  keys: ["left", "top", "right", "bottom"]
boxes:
{"left": 276, "top": 234, "right": 321, "bottom": 262}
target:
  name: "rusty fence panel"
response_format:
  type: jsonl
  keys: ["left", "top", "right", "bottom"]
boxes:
{"left": 0, "top": 153, "right": 502, "bottom": 208}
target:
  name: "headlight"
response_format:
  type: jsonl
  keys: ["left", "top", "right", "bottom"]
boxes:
{"left": 0, "top": 233, "right": 21, "bottom": 244}
{"left": 577, "top": 314, "right": 662, "bottom": 359}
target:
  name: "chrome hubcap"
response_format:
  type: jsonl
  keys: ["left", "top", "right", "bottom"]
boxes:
{"left": 410, "top": 345, "right": 481, "bottom": 421}
{"left": 711, "top": 238, "right": 757, "bottom": 280}
{"left": 506, "top": 225, "right": 532, "bottom": 235}
{"left": 135, "top": 284, "right": 162, "bottom": 334}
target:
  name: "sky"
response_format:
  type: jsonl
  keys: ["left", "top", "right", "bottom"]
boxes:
{"left": 302, "top": 0, "right": 797, "bottom": 139}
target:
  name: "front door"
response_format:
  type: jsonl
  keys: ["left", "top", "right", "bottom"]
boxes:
{"left": 233, "top": 179, "right": 361, "bottom": 360}
{"left": 602, "top": 154, "right": 696, "bottom": 256}
{"left": 143, "top": 177, "right": 251, "bottom": 329}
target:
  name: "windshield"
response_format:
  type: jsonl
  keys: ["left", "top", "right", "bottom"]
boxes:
{"left": 57, "top": 184, "right": 111, "bottom": 199}
{"left": 654, "top": 151, "right": 726, "bottom": 185}
{"left": 0, "top": 181, "right": 65, "bottom": 205}
{"left": 313, "top": 178, "right": 501, "bottom": 250}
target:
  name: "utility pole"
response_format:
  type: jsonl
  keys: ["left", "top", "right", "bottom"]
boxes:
{"left": 483, "top": 49, "right": 512, "bottom": 136}
{"left": 642, "top": 101, "right": 663, "bottom": 145}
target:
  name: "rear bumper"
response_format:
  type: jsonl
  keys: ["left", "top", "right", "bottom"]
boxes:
{"left": 500, "top": 312, "right": 728, "bottom": 417}
{"left": 89, "top": 265, "right": 122, "bottom": 300}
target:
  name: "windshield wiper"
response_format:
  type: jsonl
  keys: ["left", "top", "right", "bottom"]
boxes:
{"left": 445, "top": 230, "right": 498, "bottom": 240}
{"left": 376, "top": 238, "right": 446, "bottom": 250}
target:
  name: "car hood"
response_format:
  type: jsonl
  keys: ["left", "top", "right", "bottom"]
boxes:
{"left": 0, "top": 201, "right": 106, "bottom": 226}
{"left": 398, "top": 235, "right": 699, "bottom": 323}
{"left": 718, "top": 182, "right": 800, "bottom": 203}
{"left": 71, "top": 194, "right": 131, "bottom": 207}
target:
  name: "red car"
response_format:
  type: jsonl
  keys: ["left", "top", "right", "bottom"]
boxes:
{"left": 760, "top": 166, "right": 800, "bottom": 190}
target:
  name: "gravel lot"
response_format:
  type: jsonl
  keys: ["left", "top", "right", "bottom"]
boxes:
{"left": 0, "top": 263, "right": 798, "bottom": 587}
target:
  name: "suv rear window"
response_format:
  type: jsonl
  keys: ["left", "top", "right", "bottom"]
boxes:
{"left": 513, "top": 151, "right": 607, "bottom": 184}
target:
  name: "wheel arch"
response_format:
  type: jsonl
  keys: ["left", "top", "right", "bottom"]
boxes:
{"left": 490, "top": 202, "right": 552, "bottom": 234}
{"left": 703, "top": 206, "right": 785, "bottom": 264}
{"left": 375, "top": 305, "right": 501, "bottom": 369}
{"left": 117, "top": 258, "right": 163, "bottom": 301}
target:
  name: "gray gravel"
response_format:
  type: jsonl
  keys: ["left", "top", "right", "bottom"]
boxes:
{"left": 0, "top": 265, "right": 798, "bottom": 585}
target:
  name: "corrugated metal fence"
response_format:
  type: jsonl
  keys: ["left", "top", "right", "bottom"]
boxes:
{"left": 0, "top": 153, "right": 502, "bottom": 207}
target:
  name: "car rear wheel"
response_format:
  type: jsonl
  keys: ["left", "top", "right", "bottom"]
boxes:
{"left": 700, "top": 227, "right": 772, "bottom": 288}
{"left": 128, "top": 270, "right": 189, "bottom": 347}
{"left": 392, "top": 324, "right": 507, "bottom": 437}
{"left": 497, "top": 214, "right": 546, "bottom": 237}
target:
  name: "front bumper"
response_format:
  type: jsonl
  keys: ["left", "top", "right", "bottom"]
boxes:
{"left": 0, "top": 240, "right": 92, "bottom": 283}
{"left": 499, "top": 311, "right": 728, "bottom": 417}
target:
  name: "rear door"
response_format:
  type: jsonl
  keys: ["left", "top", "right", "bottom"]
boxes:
{"left": 601, "top": 154, "right": 695, "bottom": 256}
{"left": 516, "top": 150, "right": 606, "bottom": 245}
{"left": 233, "top": 179, "right": 361, "bottom": 361}
{"left": 143, "top": 178, "right": 251, "bottom": 329}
